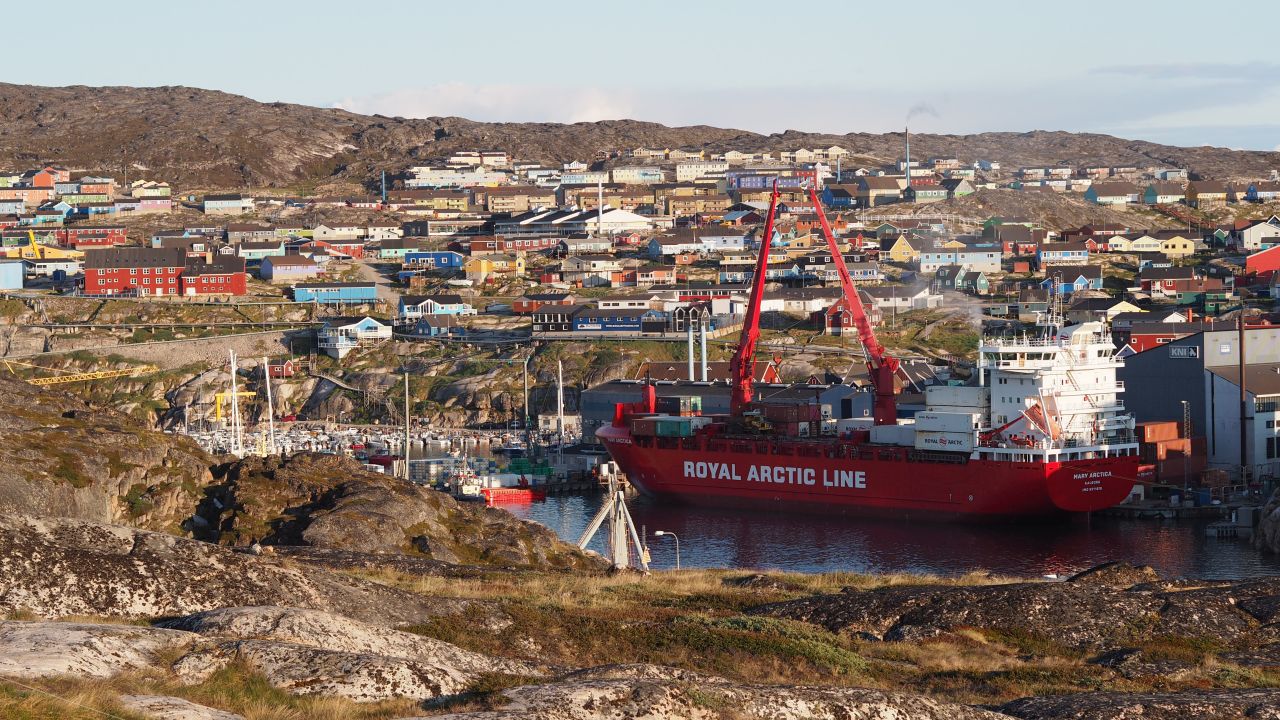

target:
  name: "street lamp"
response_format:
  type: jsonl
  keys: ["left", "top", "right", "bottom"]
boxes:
{"left": 653, "top": 530, "right": 680, "bottom": 570}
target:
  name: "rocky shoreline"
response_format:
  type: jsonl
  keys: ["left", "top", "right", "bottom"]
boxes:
{"left": 2, "top": 514, "right": 1279, "bottom": 719}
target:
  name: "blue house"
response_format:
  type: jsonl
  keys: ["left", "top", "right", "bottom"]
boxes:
{"left": 572, "top": 307, "right": 666, "bottom": 334}
{"left": 1036, "top": 241, "right": 1090, "bottom": 268}
{"left": 413, "top": 315, "right": 467, "bottom": 338}
{"left": 292, "top": 282, "right": 378, "bottom": 304}
{"left": 0, "top": 259, "right": 23, "bottom": 290}
{"left": 820, "top": 185, "right": 857, "bottom": 208}
{"left": 402, "top": 250, "right": 465, "bottom": 269}
{"left": 0, "top": 199, "right": 23, "bottom": 215}
{"left": 1040, "top": 264, "right": 1104, "bottom": 295}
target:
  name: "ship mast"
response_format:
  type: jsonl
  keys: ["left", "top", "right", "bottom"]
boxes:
{"left": 728, "top": 181, "right": 782, "bottom": 416}
{"left": 804, "top": 184, "right": 900, "bottom": 425}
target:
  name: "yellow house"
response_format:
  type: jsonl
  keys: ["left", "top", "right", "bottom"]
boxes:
{"left": 1, "top": 235, "right": 83, "bottom": 261}
{"left": 464, "top": 254, "right": 525, "bottom": 283}
{"left": 1156, "top": 231, "right": 1197, "bottom": 258}
{"left": 937, "top": 237, "right": 967, "bottom": 250}
{"left": 882, "top": 235, "right": 925, "bottom": 264}
{"left": 1185, "top": 181, "right": 1228, "bottom": 209}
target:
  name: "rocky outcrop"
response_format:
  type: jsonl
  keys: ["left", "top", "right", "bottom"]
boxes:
{"left": 0, "top": 622, "right": 194, "bottom": 679}
{"left": 412, "top": 664, "right": 1008, "bottom": 720}
{"left": 1256, "top": 488, "right": 1280, "bottom": 554}
{"left": 1000, "top": 689, "right": 1280, "bottom": 719}
{"left": 207, "top": 453, "right": 603, "bottom": 571}
{"left": 158, "top": 606, "right": 539, "bottom": 678}
{"left": 0, "top": 377, "right": 213, "bottom": 532}
{"left": 117, "top": 696, "right": 245, "bottom": 720}
{"left": 752, "top": 562, "right": 1280, "bottom": 651}
{"left": 0, "top": 514, "right": 469, "bottom": 625}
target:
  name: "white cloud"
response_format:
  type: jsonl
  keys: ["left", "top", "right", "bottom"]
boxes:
{"left": 334, "top": 83, "right": 637, "bottom": 124}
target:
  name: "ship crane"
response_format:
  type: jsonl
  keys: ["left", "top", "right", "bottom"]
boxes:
{"left": 725, "top": 181, "right": 901, "bottom": 424}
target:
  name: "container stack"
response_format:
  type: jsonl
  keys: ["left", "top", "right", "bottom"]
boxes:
{"left": 655, "top": 396, "right": 702, "bottom": 416}
{"left": 1135, "top": 420, "right": 1208, "bottom": 485}
{"left": 913, "top": 411, "right": 979, "bottom": 452}
{"left": 757, "top": 402, "right": 823, "bottom": 438}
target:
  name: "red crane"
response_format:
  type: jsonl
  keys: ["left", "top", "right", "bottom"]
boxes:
{"left": 728, "top": 182, "right": 782, "bottom": 416}
{"left": 804, "top": 184, "right": 899, "bottom": 425}
{"left": 726, "top": 182, "right": 900, "bottom": 425}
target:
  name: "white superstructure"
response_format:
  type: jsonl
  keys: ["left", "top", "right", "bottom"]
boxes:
{"left": 972, "top": 318, "right": 1138, "bottom": 459}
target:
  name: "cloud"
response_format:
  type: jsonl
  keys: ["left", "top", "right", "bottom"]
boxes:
{"left": 1094, "top": 62, "right": 1280, "bottom": 83}
{"left": 334, "top": 83, "right": 637, "bottom": 124}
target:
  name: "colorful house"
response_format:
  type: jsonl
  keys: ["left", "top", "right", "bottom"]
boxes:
{"left": 1036, "top": 241, "right": 1089, "bottom": 268}
{"left": 260, "top": 255, "right": 320, "bottom": 283}
{"left": 397, "top": 294, "right": 476, "bottom": 320}
{"left": 292, "top": 282, "right": 378, "bottom": 304}
{"left": 316, "top": 316, "right": 392, "bottom": 359}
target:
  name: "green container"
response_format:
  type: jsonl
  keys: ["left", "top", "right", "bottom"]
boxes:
{"left": 655, "top": 417, "right": 693, "bottom": 437}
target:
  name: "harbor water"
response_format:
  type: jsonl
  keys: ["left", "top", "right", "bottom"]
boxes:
{"left": 506, "top": 493, "right": 1280, "bottom": 580}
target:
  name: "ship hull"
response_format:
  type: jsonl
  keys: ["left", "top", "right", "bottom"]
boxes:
{"left": 597, "top": 425, "right": 1138, "bottom": 520}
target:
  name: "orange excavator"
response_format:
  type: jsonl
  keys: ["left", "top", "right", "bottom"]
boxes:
{"left": 727, "top": 182, "right": 901, "bottom": 425}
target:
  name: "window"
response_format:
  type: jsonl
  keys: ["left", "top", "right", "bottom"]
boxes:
{"left": 1268, "top": 437, "right": 1277, "bottom": 460}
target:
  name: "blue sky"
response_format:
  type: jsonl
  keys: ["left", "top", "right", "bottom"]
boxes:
{"left": 7, "top": 0, "right": 1280, "bottom": 150}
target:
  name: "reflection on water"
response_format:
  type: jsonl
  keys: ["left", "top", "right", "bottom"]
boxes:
{"left": 504, "top": 494, "right": 1280, "bottom": 580}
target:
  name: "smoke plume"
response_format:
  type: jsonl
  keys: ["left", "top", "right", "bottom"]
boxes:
{"left": 906, "top": 103, "right": 939, "bottom": 123}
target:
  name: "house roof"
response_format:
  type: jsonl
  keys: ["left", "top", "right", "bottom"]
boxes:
{"left": 294, "top": 282, "right": 376, "bottom": 289}
{"left": 264, "top": 255, "right": 318, "bottom": 267}
{"left": 1044, "top": 263, "right": 1102, "bottom": 279}
{"left": 1139, "top": 266, "right": 1196, "bottom": 280}
{"left": 183, "top": 256, "right": 245, "bottom": 277}
{"left": 402, "top": 294, "right": 465, "bottom": 306}
{"left": 1042, "top": 241, "right": 1089, "bottom": 253}
{"left": 1146, "top": 182, "right": 1185, "bottom": 195}
{"left": 1089, "top": 181, "right": 1138, "bottom": 196}
{"left": 84, "top": 247, "right": 185, "bottom": 269}
{"left": 204, "top": 193, "right": 244, "bottom": 202}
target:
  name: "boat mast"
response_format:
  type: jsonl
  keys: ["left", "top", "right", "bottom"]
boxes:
{"left": 261, "top": 356, "right": 276, "bottom": 456}
{"left": 228, "top": 350, "right": 243, "bottom": 457}
{"left": 728, "top": 181, "right": 782, "bottom": 416}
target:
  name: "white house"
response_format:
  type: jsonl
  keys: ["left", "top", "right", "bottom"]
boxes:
{"left": 316, "top": 316, "right": 392, "bottom": 360}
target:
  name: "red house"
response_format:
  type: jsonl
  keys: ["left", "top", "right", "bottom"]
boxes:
{"left": 58, "top": 225, "right": 128, "bottom": 248}
{"left": 267, "top": 359, "right": 296, "bottom": 378}
{"left": 305, "top": 239, "right": 365, "bottom": 259}
{"left": 84, "top": 247, "right": 246, "bottom": 297}
{"left": 513, "top": 291, "right": 577, "bottom": 314}
{"left": 84, "top": 247, "right": 186, "bottom": 296}
{"left": 1246, "top": 244, "right": 1280, "bottom": 280}
{"left": 181, "top": 256, "right": 248, "bottom": 296}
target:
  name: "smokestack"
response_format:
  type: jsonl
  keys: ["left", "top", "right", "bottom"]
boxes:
{"left": 700, "top": 316, "right": 708, "bottom": 382}
{"left": 597, "top": 179, "right": 604, "bottom": 236}
{"left": 904, "top": 126, "right": 911, "bottom": 190}
{"left": 687, "top": 320, "right": 695, "bottom": 381}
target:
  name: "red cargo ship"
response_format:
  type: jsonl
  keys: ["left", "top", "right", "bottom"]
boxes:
{"left": 597, "top": 184, "right": 1139, "bottom": 519}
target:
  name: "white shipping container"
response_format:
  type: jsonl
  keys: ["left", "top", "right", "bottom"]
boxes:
{"left": 914, "top": 411, "right": 981, "bottom": 433}
{"left": 926, "top": 385, "right": 990, "bottom": 408}
{"left": 689, "top": 416, "right": 713, "bottom": 429}
{"left": 837, "top": 418, "right": 873, "bottom": 433}
{"left": 914, "top": 430, "right": 976, "bottom": 453}
{"left": 869, "top": 425, "right": 899, "bottom": 444}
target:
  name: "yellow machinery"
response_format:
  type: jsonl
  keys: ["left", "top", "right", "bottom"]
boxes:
{"left": 2, "top": 359, "right": 156, "bottom": 386}
{"left": 0, "top": 231, "right": 83, "bottom": 261}
{"left": 214, "top": 391, "right": 256, "bottom": 422}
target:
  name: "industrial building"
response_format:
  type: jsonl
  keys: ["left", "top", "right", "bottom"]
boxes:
{"left": 1119, "top": 324, "right": 1280, "bottom": 479}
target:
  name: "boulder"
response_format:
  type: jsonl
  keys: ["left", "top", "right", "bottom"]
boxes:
{"left": 0, "top": 514, "right": 463, "bottom": 625}
{"left": 0, "top": 621, "right": 193, "bottom": 679}
{"left": 117, "top": 695, "right": 245, "bottom": 720}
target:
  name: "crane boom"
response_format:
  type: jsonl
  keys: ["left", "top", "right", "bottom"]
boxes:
{"left": 728, "top": 182, "right": 782, "bottom": 416}
{"left": 804, "top": 184, "right": 900, "bottom": 425}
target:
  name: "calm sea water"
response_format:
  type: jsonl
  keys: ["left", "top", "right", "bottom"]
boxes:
{"left": 504, "top": 493, "right": 1280, "bottom": 580}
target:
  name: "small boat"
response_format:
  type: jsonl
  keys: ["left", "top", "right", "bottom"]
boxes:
{"left": 493, "top": 439, "right": 527, "bottom": 457}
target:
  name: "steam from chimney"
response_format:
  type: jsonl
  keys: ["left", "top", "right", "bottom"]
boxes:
{"left": 906, "top": 103, "right": 939, "bottom": 123}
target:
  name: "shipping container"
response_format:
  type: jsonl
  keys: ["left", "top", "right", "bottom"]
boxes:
{"left": 914, "top": 430, "right": 975, "bottom": 453}
{"left": 631, "top": 418, "right": 658, "bottom": 437}
{"left": 655, "top": 417, "right": 693, "bottom": 437}
{"left": 914, "top": 411, "right": 981, "bottom": 433}
{"left": 925, "top": 385, "right": 990, "bottom": 408}
{"left": 1137, "top": 421, "right": 1179, "bottom": 443}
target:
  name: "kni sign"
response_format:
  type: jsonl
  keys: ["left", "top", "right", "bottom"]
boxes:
{"left": 1169, "top": 346, "right": 1200, "bottom": 359}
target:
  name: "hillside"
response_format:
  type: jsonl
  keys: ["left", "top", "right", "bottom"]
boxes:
{"left": 878, "top": 188, "right": 1181, "bottom": 231}
{"left": 1, "top": 83, "right": 1277, "bottom": 188}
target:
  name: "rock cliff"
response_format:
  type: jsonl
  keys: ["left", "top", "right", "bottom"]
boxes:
{"left": 0, "top": 376, "right": 213, "bottom": 532}
{"left": 1256, "top": 488, "right": 1280, "bottom": 554}
{"left": 205, "top": 453, "right": 603, "bottom": 570}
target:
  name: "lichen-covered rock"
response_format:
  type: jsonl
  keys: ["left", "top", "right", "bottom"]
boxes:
{"left": 1000, "top": 689, "right": 1280, "bottom": 719}
{"left": 117, "top": 695, "right": 245, "bottom": 720}
{"left": 753, "top": 563, "right": 1280, "bottom": 651}
{"left": 0, "top": 514, "right": 462, "bottom": 625}
{"left": 158, "top": 606, "right": 539, "bottom": 677}
{"left": 0, "top": 376, "right": 213, "bottom": 532}
{"left": 409, "top": 664, "right": 1010, "bottom": 720}
{"left": 208, "top": 453, "right": 604, "bottom": 571}
{"left": 172, "top": 638, "right": 481, "bottom": 702}
{"left": 0, "top": 621, "right": 194, "bottom": 679}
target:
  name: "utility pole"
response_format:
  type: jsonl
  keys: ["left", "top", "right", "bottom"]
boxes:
{"left": 1239, "top": 315, "right": 1249, "bottom": 483}
{"left": 403, "top": 371, "right": 411, "bottom": 480}
{"left": 700, "top": 317, "right": 708, "bottom": 382}
{"left": 557, "top": 358, "right": 565, "bottom": 451}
